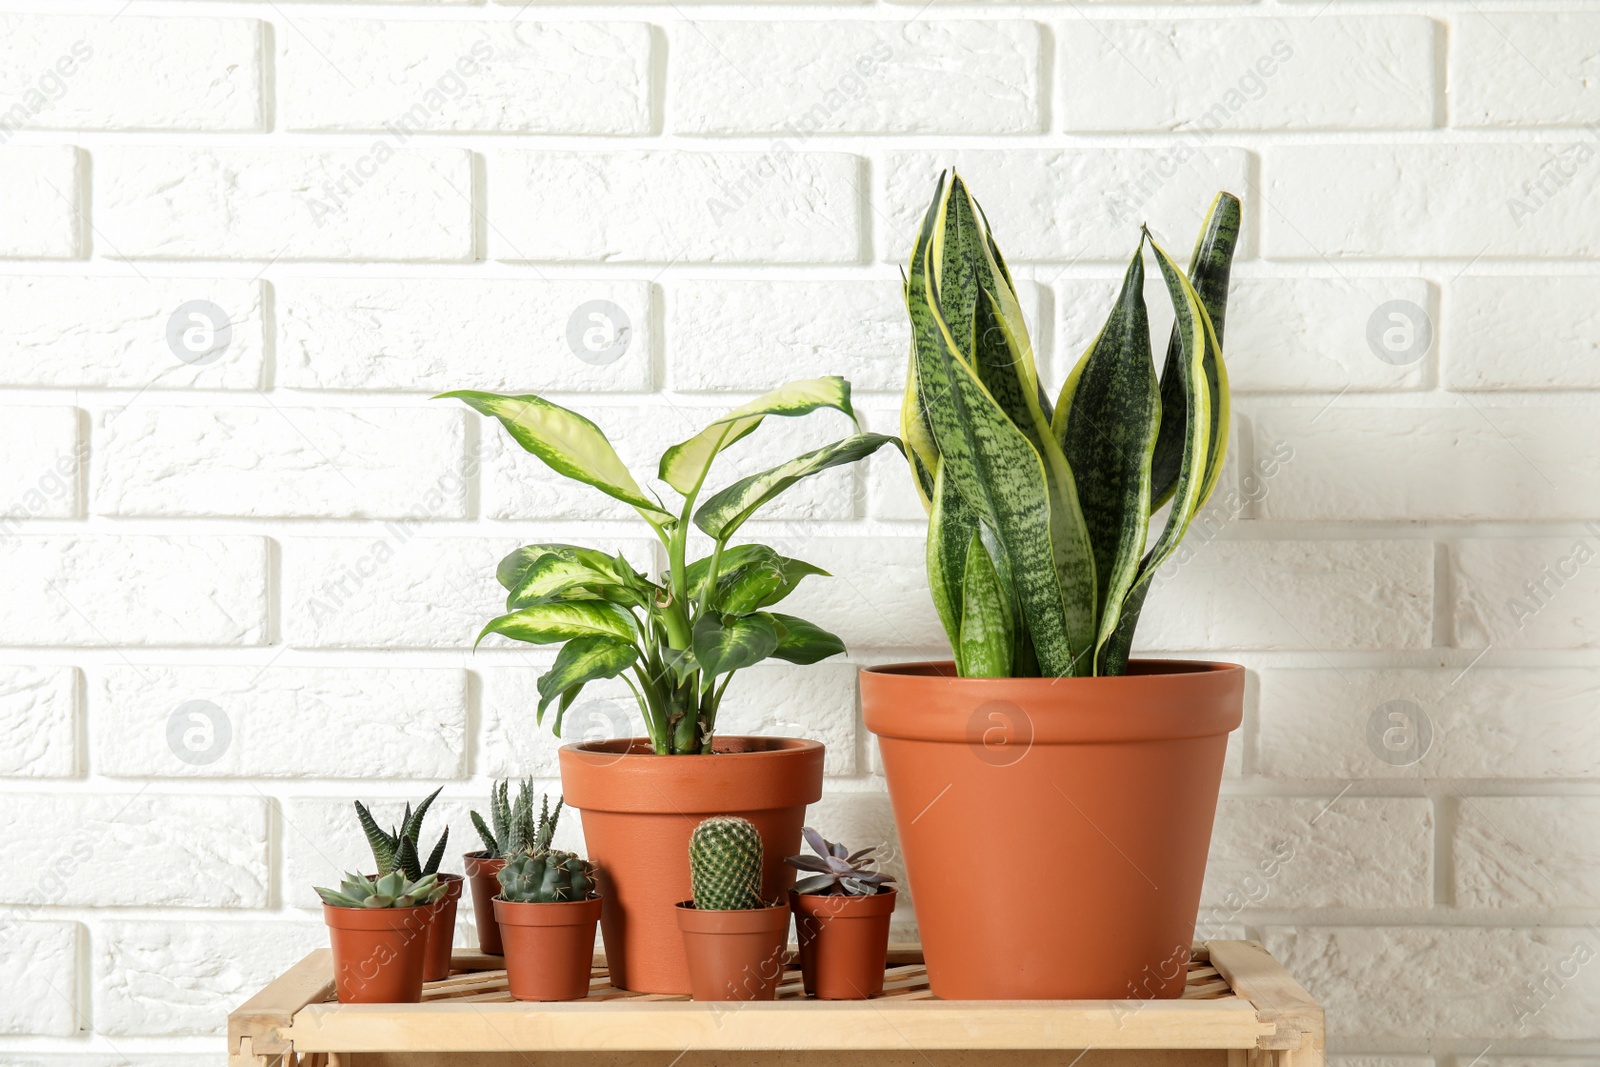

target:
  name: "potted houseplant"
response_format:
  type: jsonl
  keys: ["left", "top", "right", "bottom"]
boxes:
{"left": 675, "top": 816, "right": 790, "bottom": 1002}
{"left": 865, "top": 171, "right": 1245, "bottom": 999}
{"left": 442, "top": 379, "right": 897, "bottom": 993}
{"left": 785, "top": 828, "right": 896, "bottom": 1000}
{"left": 463, "top": 779, "right": 558, "bottom": 955}
{"left": 493, "top": 834, "right": 601, "bottom": 1001}
{"left": 355, "top": 790, "right": 459, "bottom": 983}
{"left": 317, "top": 795, "right": 449, "bottom": 1006}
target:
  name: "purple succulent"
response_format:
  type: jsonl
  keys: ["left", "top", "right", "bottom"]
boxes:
{"left": 785, "top": 827, "right": 896, "bottom": 897}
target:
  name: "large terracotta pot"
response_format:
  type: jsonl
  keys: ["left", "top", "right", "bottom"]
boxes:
{"left": 323, "top": 903, "right": 431, "bottom": 1003}
{"left": 791, "top": 888, "right": 896, "bottom": 999}
{"left": 421, "top": 873, "right": 463, "bottom": 982}
{"left": 494, "top": 895, "right": 603, "bottom": 1001}
{"left": 675, "top": 901, "right": 791, "bottom": 1001}
{"left": 559, "top": 736, "right": 823, "bottom": 994}
{"left": 862, "top": 659, "right": 1243, "bottom": 1000}
{"left": 463, "top": 852, "right": 506, "bottom": 954}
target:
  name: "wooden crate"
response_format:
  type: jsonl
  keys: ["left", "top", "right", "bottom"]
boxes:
{"left": 229, "top": 940, "right": 1322, "bottom": 1067}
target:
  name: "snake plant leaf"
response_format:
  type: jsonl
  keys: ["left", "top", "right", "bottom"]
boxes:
{"left": 659, "top": 377, "right": 858, "bottom": 496}
{"left": 536, "top": 635, "right": 639, "bottom": 723}
{"left": 762, "top": 612, "right": 846, "bottom": 665}
{"left": 476, "top": 601, "right": 635, "bottom": 649}
{"left": 925, "top": 461, "right": 976, "bottom": 658}
{"left": 439, "top": 390, "right": 673, "bottom": 525}
{"left": 907, "top": 200, "right": 1095, "bottom": 676}
{"left": 1150, "top": 192, "right": 1240, "bottom": 511}
{"left": 958, "top": 528, "right": 1013, "bottom": 678}
{"left": 1053, "top": 241, "right": 1160, "bottom": 660}
{"left": 692, "top": 612, "right": 779, "bottom": 680}
{"left": 693, "top": 433, "right": 902, "bottom": 541}
{"left": 1097, "top": 235, "right": 1217, "bottom": 675}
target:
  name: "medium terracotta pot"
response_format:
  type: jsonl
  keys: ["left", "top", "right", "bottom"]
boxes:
{"left": 421, "top": 873, "right": 464, "bottom": 982}
{"left": 323, "top": 903, "right": 432, "bottom": 1003}
{"left": 559, "top": 736, "right": 823, "bottom": 994}
{"left": 493, "top": 895, "right": 603, "bottom": 1001}
{"left": 675, "top": 901, "right": 791, "bottom": 1001}
{"left": 791, "top": 889, "right": 896, "bottom": 1000}
{"left": 862, "top": 659, "right": 1243, "bottom": 1000}
{"left": 463, "top": 852, "right": 506, "bottom": 955}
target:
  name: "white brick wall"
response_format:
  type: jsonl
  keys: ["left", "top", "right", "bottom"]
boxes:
{"left": 0, "top": 3, "right": 1594, "bottom": 1062}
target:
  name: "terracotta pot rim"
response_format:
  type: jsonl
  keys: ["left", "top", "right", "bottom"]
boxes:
{"left": 790, "top": 887, "right": 898, "bottom": 917}
{"left": 322, "top": 903, "right": 434, "bottom": 930}
{"left": 560, "top": 735, "right": 825, "bottom": 814}
{"left": 562, "top": 736, "right": 823, "bottom": 759}
{"left": 861, "top": 658, "right": 1242, "bottom": 680}
{"left": 493, "top": 895, "right": 603, "bottom": 927}
{"left": 674, "top": 899, "right": 791, "bottom": 934}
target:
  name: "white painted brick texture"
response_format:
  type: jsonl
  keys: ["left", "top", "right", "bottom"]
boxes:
{"left": 0, "top": 3, "right": 1595, "bottom": 1061}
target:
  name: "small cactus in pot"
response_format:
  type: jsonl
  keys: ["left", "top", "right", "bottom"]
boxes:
{"left": 689, "top": 815, "right": 768, "bottom": 911}
{"left": 491, "top": 818, "right": 603, "bottom": 1002}
{"left": 676, "top": 816, "right": 790, "bottom": 1002}
{"left": 498, "top": 848, "right": 597, "bottom": 904}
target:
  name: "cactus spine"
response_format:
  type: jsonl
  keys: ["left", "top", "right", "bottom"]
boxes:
{"left": 497, "top": 849, "right": 597, "bottom": 903}
{"left": 689, "top": 816, "right": 765, "bottom": 911}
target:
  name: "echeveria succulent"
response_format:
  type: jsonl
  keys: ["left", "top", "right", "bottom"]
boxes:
{"left": 785, "top": 827, "right": 895, "bottom": 897}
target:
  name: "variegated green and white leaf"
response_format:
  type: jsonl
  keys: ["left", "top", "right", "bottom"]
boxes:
{"left": 536, "top": 635, "right": 639, "bottom": 724}
{"left": 763, "top": 612, "right": 846, "bottom": 665}
{"left": 693, "top": 433, "right": 901, "bottom": 541}
{"left": 506, "top": 550, "right": 633, "bottom": 610}
{"left": 659, "top": 377, "right": 858, "bottom": 496}
{"left": 476, "top": 601, "right": 635, "bottom": 649}
{"left": 439, "top": 391, "right": 672, "bottom": 525}
{"left": 692, "top": 612, "right": 779, "bottom": 680}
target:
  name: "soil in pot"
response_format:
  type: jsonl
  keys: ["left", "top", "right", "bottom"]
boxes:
{"left": 463, "top": 852, "right": 506, "bottom": 955}
{"left": 559, "top": 736, "right": 822, "bottom": 994}
{"left": 862, "top": 659, "right": 1243, "bottom": 1000}
{"left": 493, "top": 895, "right": 603, "bottom": 1001}
{"left": 675, "top": 901, "right": 791, "bottom": 1002}
{"left": 421, "top": 873, "right": 464, "bottom": 982}
{"left": 323, "top": 903, "right": 432, "bottom": 1003}
{"left": 791, "top": 888, "right": 896, "bottom": 1000}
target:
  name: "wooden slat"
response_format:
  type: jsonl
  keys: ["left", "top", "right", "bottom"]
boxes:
{"left": 1204, "top": 941, "right": 1325, "bottom": 1054}
{"left": 229, "top": 950, "right": 335, "bottom": 1064}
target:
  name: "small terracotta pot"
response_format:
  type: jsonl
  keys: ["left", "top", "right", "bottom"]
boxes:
{"left": 675, "top": 901, "right": 791, "bottom": 1002}
{"left": 323, "top": 903, "right": 432, "bottom": 1003}
{"left": 791, "top": 889, "right": 896, "bottom": 1000}
{"left": 862, "top": 659, "right": 1243, "bottom": 1000}
{"left": 560, "top": 736, "right": 823, "bottom": 993}
{"left": 463, "top": 852, "right": 506, "bottom": 955}
{"left": 493, "top": 895, "right": 603, "bottom": 1002}
{"left": 421, "top": 873, "right": 464, "bottom": 982}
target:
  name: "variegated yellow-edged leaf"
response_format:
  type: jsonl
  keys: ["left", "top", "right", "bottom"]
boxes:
{"left": 506, "top": 550, "right": 636, "bottom": 610}
{"left": 691, "top": 612, "right": 778, "bottom": 680}
{"left": 475, "top": 601, "right": 635, "bottom": 649}
{"left": 658, "top": 377, "right": 858, "bottom": 496}
{"left": 957, "top": 528, "right": 1013, "bottom": 678}
{"left": 439, "top": 391, "right": 672, "bottom": 525}
{"left": 692, "top": 433, "right": 901, "bottom": 541}
{"left": 536, "top": 635, "right": 639, "bottom": 724}
{"left": 925, "top": 460, "right": 976, "bottom": 660}
{"left": 1053, "top": 240, "right": 1160, "bottom": 665}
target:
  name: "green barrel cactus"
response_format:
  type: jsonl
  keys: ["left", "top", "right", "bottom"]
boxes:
{"left": 689, "top": 816, "right": 765, "bottom": 911}
{"left": 497, "top": 849, "right": 597, "bottom": 904}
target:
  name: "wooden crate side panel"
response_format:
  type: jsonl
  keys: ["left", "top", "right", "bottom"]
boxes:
{"left": 350, "top": 1051, "right": 1231, "bottom": 1067}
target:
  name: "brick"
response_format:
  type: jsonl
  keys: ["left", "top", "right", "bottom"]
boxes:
{"left": 1200, "top": 797, "right": 1432, "bottom": 916}
{"left": 1060, "top": 18, "right": 1434, "bottom": 131}
{"left": 1227, "top": 277, "right": 1432, "bottom": 391}
{"left": 1447, "top": 277, "right": 1600, "bottom": 391}
{"left": 1134, "top": 540, "right": 1433, "bottom": 652}
{"left": 674, "top": 21, "right": 1039, "bottom": 134}
{"left": 1264, "top": 144, "right": 1600, "bottom": 258}
{"left": 760, "top": 536, "right": 946, "bottom": 651}
{"left": 0, "top": 536, "right": 267, "bottom": 646}
{"left": 484, "top": 401, "right": 859, "bottom": 523}
{"left": 0, "top": 407, "right": 78, "bottom": 518}
{"left": 284, "top": 535, "right": 653, "bottom": 649}
{"left": 1452, "top": 13, "right": 1600, "bottom": 128}
{"left": 860, "top": 401, "right": 928, "bottom": 523}
{"left": 1260, "top": 667, "right": 1600, "bottom": 780}
{"left": 91, "top": 666, "right": 466, "bottom": 779}
{"left": 481, "top": 668, "right": 634, "bottom": 779}
{"left": 0, "top": 922, "right": 76, "bottom": 1035}
{"left": 1262, "top": 925, "right": 1600, "bottom": 1041}
{"left": 1254, "top": 407, "right": 1599, "bottom": 521}
{"left": 276, "top": 278, "right": 653, "bottom": 393}
{"left": 280, "top": 21, "right": 648, "bottom": 134}
{"left": 0, "top": 147, "right": 79, "bottom": 258}
{"left": 489, "top": 150, "right": 862, "bottom": 263}
{"left": 1455, "top": 796, "right": 1600, "bottom": 909}
{"left": 0, "top": 667, "right": 75, "bottom": 777}
{"left": 0, "top": 794, "right": 266, "bottom": 906}
{"left": 1451, "top": 536, "right": 1600, "bottom": 649}
{"left": 283, "top": 794, "right": 580, "bottom": 910}
{"left": 94, "top": 920, "right": 323, "bottom": 1035}
{"left": 96, "top": 147, "right": 475, "bottom": 261}
{"left": 0, "top": 15, "right": 260, "bottom": 130}
{"left": 93, "top": 406, "right": 468, "bottom": 519}
{"left": 882, "top": 149, "right": 1252, "bottom": 263}
{"left": 0, "top": 277, "right": 264, "bottom": 389}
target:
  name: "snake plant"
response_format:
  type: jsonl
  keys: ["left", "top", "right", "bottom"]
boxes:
{"left": 901, "top": 171, "right": 1240, "bottom": 677}
{"left": 440, "top": 379, "right": 899, "bottom": 754}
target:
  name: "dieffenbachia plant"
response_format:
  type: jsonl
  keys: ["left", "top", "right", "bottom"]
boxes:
{"left": 440, "top": 379, "right": 899, "bottom": 754}
{"left": 900, "top": 171, "right": 1240, "bottom": 678}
